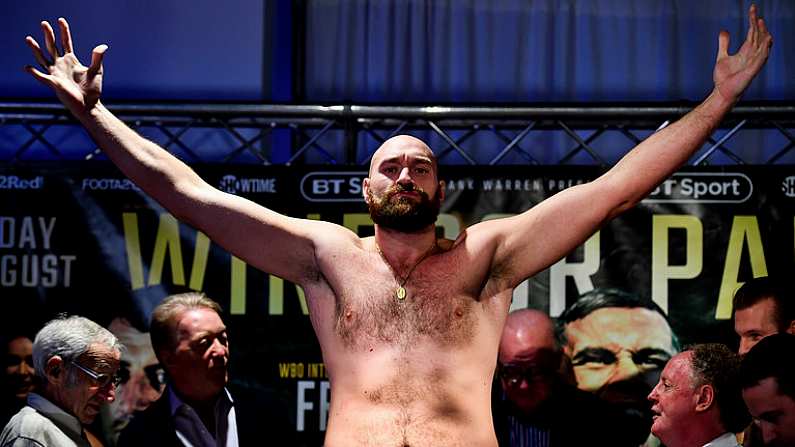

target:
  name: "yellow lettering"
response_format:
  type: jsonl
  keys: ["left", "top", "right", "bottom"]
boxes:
{"left": 436, "top": 213, "right": 461, "bottom": 239}
{"left": 122, "top": 213, "right": 145, "bottom": 290}
{"left": 269, "top": 275, "right": 309, "bottom": 315}
{"left": 550, "top": 231, "right": 600, "bottom": 316}
{"left": 188, "top": 232, "right": 211, "bottom": 291}
{"left": 230, "top": 256, "right": 246, "bottom": 315}
{"left": 652, "top": 215, "right": 703, "bottom": 314}
{"left": 343, "top": 213, "right": 373, "bottom": 234}
{"left": 148, "top": 214, "right": 185, "bottom": 286}
{"left": 716, "top": 216, "right": 768, "bottom": 319}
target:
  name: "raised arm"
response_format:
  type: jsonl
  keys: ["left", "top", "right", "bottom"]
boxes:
{"left": 25, "top": 18, "right": 343, "bottom": 285}
{"left": 481, "top": 5, "right": 773, "bottom": 289}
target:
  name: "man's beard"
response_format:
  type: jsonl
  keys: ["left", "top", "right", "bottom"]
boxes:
{"left": 367, "top": 183, "right": 441, "bottom": 233}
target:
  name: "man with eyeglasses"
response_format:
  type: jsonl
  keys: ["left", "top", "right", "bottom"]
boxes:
{"left": 558, "top": 288, "right": 680, "bottom": 446}
{"left": 0, "top": 315, "right": 122, "bottom": 447}
{"left": 493, "top": 309, "right": 634, "bottom": 446}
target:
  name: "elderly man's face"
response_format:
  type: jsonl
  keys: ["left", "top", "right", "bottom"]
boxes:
{"left": 62, "top": 343, "right": 121, "bottom": 424}
{"left": 165, "top": 308, "right": 229, "bottom": 402}
{"left": 563, "top": 307, "right": 676, "bottom": 418}
{"left": 647, "top": 352, "right": 697, "bottom": 445}
{"left": 742, "top": 377, "right": 795, "bottom": 447}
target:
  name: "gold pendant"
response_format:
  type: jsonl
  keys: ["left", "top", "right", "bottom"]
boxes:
{"left": 396, "top": 286, "right": 407, "bottom": 300}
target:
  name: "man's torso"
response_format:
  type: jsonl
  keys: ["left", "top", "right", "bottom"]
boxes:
{"left": 303, "top": 233, "right": 512, "bottom": 446}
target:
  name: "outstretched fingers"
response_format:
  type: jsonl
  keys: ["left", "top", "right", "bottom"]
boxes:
{"left": 40, "top": 21, "right": 59, "bottom": 59}
{"left": 746, "top": 4, "right": 758, "bottom": 45}
{"left": 25, "top": 35, "right": 51, "bottom": 69}
{"left": 87, "top": 44, "right": 108, "bottom": 79}
{"left": 716, "top": 30, "right": 730, "bottom": 62}
{"left": 24, "top": 65, "right": 55, "bottom": 89}
{"left": 58, "top": 18, "right": 74, "bottom": 54}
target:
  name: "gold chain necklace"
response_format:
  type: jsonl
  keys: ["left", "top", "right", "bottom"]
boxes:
{"left": 374, "top": 240, "right": 437, "bottom": 301}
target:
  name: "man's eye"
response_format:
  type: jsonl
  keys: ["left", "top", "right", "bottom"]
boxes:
{"left": 633, "top": 350, "right": 672, "bottom": 369}
{"left": 572, "top": 351, "right": 616, "bottom": 366}
{"left": 637, "top": 356, "right": 669, "bottom": 369}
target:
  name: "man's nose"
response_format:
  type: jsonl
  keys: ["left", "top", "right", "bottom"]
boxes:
{"left": 738, "top": 339, "right": 753, "bottom": 356}
{"left": 647, "top": 385, "right": 658, "bottom": 403}
{"left": 210, "top": 338, "right": 228, "bottom": 356}
{"left": 611, "top": 353, "right": 641, "bottom": 382}
{"left": 397, "top": 167, "right": 413, "bottom": 184}
{"left": 19, "top": 361, "right": 33, "bottom": 375}
{"left": 100, "top": 384, "right": 116, "bottom": 403}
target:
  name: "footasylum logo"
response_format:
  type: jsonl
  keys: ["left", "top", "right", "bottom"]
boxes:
{"left": 82, "top": 178, "right": 140, "bottom": 191}
{"left": 218, "top": 175, "right": 277, "bottom": 194}
{"left": 644, "top": 173, "right": 752, "bottom": 203}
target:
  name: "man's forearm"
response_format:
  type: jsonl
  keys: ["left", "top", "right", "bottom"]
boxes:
{"left": 75, "top": 102, "right": 206, "bottom": 220}
{"left": 602, "top": 88, "right": 735, "bottom": 219}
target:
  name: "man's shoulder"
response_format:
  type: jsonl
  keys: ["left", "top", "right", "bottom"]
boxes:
{"left": 1, "top": 407, "right": 65, "bottom": 447}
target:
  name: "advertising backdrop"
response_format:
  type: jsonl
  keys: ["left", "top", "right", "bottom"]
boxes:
{"left": 2, "top": 162, "right": 793, "bottom": 444}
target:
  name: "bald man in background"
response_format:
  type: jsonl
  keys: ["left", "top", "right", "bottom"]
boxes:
{"left": 494, "top": 309, "right": 634, "bottom": 446}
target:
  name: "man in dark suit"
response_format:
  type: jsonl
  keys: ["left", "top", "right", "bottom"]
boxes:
{"left": 118, "top": 293, "right": 294, "bottom": 446}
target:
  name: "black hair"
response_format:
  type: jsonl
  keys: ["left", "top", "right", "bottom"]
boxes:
{"left": 733, "top": 276, "right": 794, "bottom": 331}
{"left": 557, "top": 288, "right": 679, "bottom": 350}
{"left": 739, "top": 332, "right": 795, "bottom": 400}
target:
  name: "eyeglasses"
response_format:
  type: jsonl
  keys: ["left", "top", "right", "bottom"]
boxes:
{"left": 69, "top": 360, "right": 122, "bottom": 388}
{"left": 498, "top": 364, "right": 549, "bottom": 388}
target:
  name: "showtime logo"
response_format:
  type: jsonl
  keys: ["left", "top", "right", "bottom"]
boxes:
{"left": 218, "top": 175, "right": 277, "bottom": 194}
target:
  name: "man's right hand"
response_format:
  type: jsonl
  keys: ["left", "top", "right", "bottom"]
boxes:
{"left": 26, "top": 18, "right": 107, "bottom": 115}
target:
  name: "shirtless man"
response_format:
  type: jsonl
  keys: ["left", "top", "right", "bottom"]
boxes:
{"left": 24, "top": 7, "right": 771, "bottom": 446}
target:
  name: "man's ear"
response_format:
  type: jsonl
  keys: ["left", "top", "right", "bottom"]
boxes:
{"left": 694, "top": 384, "right": 714, "bottom": 412}
{"left": 437, "top": 180, "right": 445, "bottom": 202}
{"left": 45, "top": 356, "right": 64, "bottom": 384}
{"left": 362, "top": 177, "right": 371, "bottom": 202}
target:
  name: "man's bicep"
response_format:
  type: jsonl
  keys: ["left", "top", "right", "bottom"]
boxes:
{"left": 488, "top": 183, "right": 611, "bottom": 286}
{"left": 184, "top": 188, "right": 325, "bottom": 284}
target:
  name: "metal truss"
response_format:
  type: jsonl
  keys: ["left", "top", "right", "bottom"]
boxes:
{"left": 1, "top": 102, "right": 794, "bottom": 165}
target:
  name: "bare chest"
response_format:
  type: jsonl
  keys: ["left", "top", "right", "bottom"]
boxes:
{"left": 328, "top": 253, "right": 481, "bottom": 351}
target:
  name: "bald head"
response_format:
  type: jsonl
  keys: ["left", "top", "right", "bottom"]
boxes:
{"left": 498, "top": 309, "right": 567, "bottom": 414}
{"left": 499, "top": 309, "right": 558, "bottom": 362}
{"left": 368, "top": 135, "right": 437, "bottom": 178}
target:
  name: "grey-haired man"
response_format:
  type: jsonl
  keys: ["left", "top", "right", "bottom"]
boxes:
{"left": 0, "top": 316, "right": 122, "bottom": 447}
